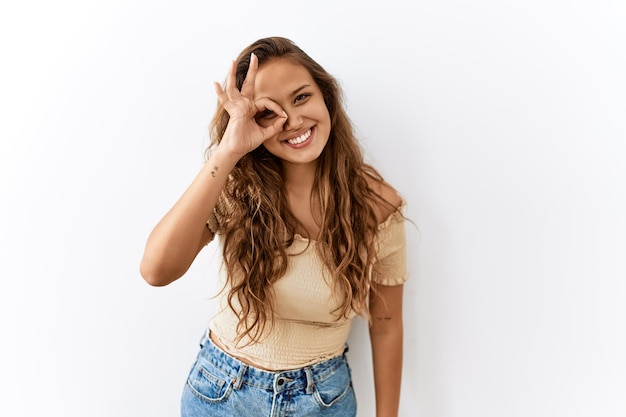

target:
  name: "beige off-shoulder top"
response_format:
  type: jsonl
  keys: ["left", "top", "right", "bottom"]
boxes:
{"left": 205, "top": 200, "right": 408, "bottom": 370}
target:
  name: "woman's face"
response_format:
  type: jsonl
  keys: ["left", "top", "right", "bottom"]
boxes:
{"left": 253, "top": 59, "right": 331, "bottom": 167}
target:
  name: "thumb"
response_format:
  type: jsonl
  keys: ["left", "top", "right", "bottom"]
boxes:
{"left": 263, "top": 111, "right": 288, "bottom": 137}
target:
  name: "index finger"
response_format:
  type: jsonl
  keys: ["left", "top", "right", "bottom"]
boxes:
{"left": 240, "top": 53, "right": 258, "bottom": 98}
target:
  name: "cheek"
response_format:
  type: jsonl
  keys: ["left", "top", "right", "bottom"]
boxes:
{"left": 261, "top": 140, "right": 281, "bottom": 156}
{"left": 320, "top": 112, "right": 331, "bottom": 135}
{"left": 320, "top": 106, "right": 331, "bottom": 128}
{"left": 255, "top": 116, "right": 277, "bottom": 129}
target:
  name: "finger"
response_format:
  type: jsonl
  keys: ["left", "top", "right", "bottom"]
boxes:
{"left": 214, "top": 80, "right": 241, "bottom": 116}
{"left": 213, "top": 80, "right": 225, "bottom": 96}
{"left": 254, "top": 97, "right": 287, "bottom": 119}
{"left": 255, "top": 98, "right": 288, "bottom": 136}
{"left": 213, "top": 81, "right": 228, "bottom": 106}
{"left": 225, "top": 60, "right": 239, "bottom": 97}
{"left": 265, "top": 114, "right": 288, "bottom": 137}
{"left": 240, "top": 53, "right": 258, "bottom": 98}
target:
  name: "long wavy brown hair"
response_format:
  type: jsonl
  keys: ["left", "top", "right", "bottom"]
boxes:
{"left": 208, "top": 37, "right": 393, "bottom": 343}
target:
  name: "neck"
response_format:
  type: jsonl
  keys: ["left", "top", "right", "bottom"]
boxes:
{"left": 282, "top": 161, "right": 323, "bottom": 238}
{"left": 282, "top": 161, "right": 318, "bottom": 196}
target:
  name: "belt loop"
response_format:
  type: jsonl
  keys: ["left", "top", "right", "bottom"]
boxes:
{"left": 233, "top": 364, "right": 247, "bottom": 390}
{"left": 304, "top": 367, "right": 315, "bottom": 394}
{"left": 199, "top": 331, "right": 209, "bottom": 348}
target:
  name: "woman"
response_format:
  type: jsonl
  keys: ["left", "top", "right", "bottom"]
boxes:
{"left": 140, "top": 36, "right": 408, "bottom": 417}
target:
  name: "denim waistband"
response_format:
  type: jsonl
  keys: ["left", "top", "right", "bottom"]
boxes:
{"left": 199, "top": 331, "right": 349, "bottom": 395}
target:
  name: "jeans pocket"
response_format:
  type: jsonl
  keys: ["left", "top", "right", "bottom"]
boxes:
{"left": 185, "top": 360, "right": 233, "bottom": 404}
{"left": 312, "top": 362, "right": 353, "bottom": 408}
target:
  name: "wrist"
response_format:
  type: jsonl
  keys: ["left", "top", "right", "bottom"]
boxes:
{"left": 208, "top": 145, "right": 242, "bottom": 171}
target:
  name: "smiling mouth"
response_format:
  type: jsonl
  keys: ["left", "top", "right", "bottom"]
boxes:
{"left": 285, "top": 128, "right": 312, "bottom": 145}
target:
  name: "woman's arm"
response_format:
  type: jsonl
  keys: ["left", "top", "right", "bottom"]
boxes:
{"left": 139, "top": 149, "right": 240, "bottom": 286}
{"left": 369, "top": 283, "right": 404, "bottom": 417}
{"left": 140, "top": 54, "right": 287, "bottom": 286}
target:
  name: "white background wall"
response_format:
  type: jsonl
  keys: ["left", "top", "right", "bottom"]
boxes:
{"left": 1, "top": 1, "right": 625, "bottom": 416}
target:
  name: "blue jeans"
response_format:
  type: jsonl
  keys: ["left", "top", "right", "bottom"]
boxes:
{"left": 181, "top": 332, "right": 357, "bottom": 416}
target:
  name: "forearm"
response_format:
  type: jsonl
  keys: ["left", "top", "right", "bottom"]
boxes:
{"left": 370, "top": 322, "right": 403, "bottom": 417}
{"left": 140, "top": 148, "right": 239, "bottom": 285}
{"left": 369, "top": 283, "right": 404, "bottom": 417}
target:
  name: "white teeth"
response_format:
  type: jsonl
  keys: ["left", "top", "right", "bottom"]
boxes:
{"left": 286, "top": 129, "right": 311, "bottom": 145}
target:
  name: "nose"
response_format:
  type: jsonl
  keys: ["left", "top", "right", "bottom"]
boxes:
{"left": 283, "top": 109, "right": 303, "bottom": 131}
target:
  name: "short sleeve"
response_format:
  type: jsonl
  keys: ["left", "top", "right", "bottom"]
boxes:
{"left": 206, "top": 210, "right": 220, "bottom": 236}
{"left": 206, "top": 196, "right": 230, "bottom": 237}
{"left": 370, "top": 203, "right": 408, "bottom": 286}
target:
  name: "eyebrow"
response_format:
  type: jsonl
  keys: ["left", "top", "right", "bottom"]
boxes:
{"left": 256, "top": 84, "right": 313, "bottom": 102}
{"left": 291, "top": 84, "right": 311, "bottom": 96}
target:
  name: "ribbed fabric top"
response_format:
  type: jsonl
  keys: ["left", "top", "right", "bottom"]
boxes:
{"left": 206, "top": 201, "right": 408, "bottom": 371}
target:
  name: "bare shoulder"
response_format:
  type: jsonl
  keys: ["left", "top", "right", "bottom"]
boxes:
{"left": 364, "top": 174, "right": 403, "bottom": 224}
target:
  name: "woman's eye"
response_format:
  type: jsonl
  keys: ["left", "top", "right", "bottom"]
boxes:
{"left": 294, "top": 93, "right": 310, "bottom": 104}
{"left": 257, "top": 109, "right": 275, "bottom": 119}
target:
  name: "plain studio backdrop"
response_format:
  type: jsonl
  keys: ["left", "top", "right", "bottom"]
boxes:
{"left": 1, "top": 1, "right": 625, "bottom": 416}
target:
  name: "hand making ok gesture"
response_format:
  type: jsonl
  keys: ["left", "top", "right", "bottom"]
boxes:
{"left": 213, "top": 53, "right": 288, "bottom": 160}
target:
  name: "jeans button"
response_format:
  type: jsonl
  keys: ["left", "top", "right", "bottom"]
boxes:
{"left": 277, "top": 377, "right": 286, "bottom": 386}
